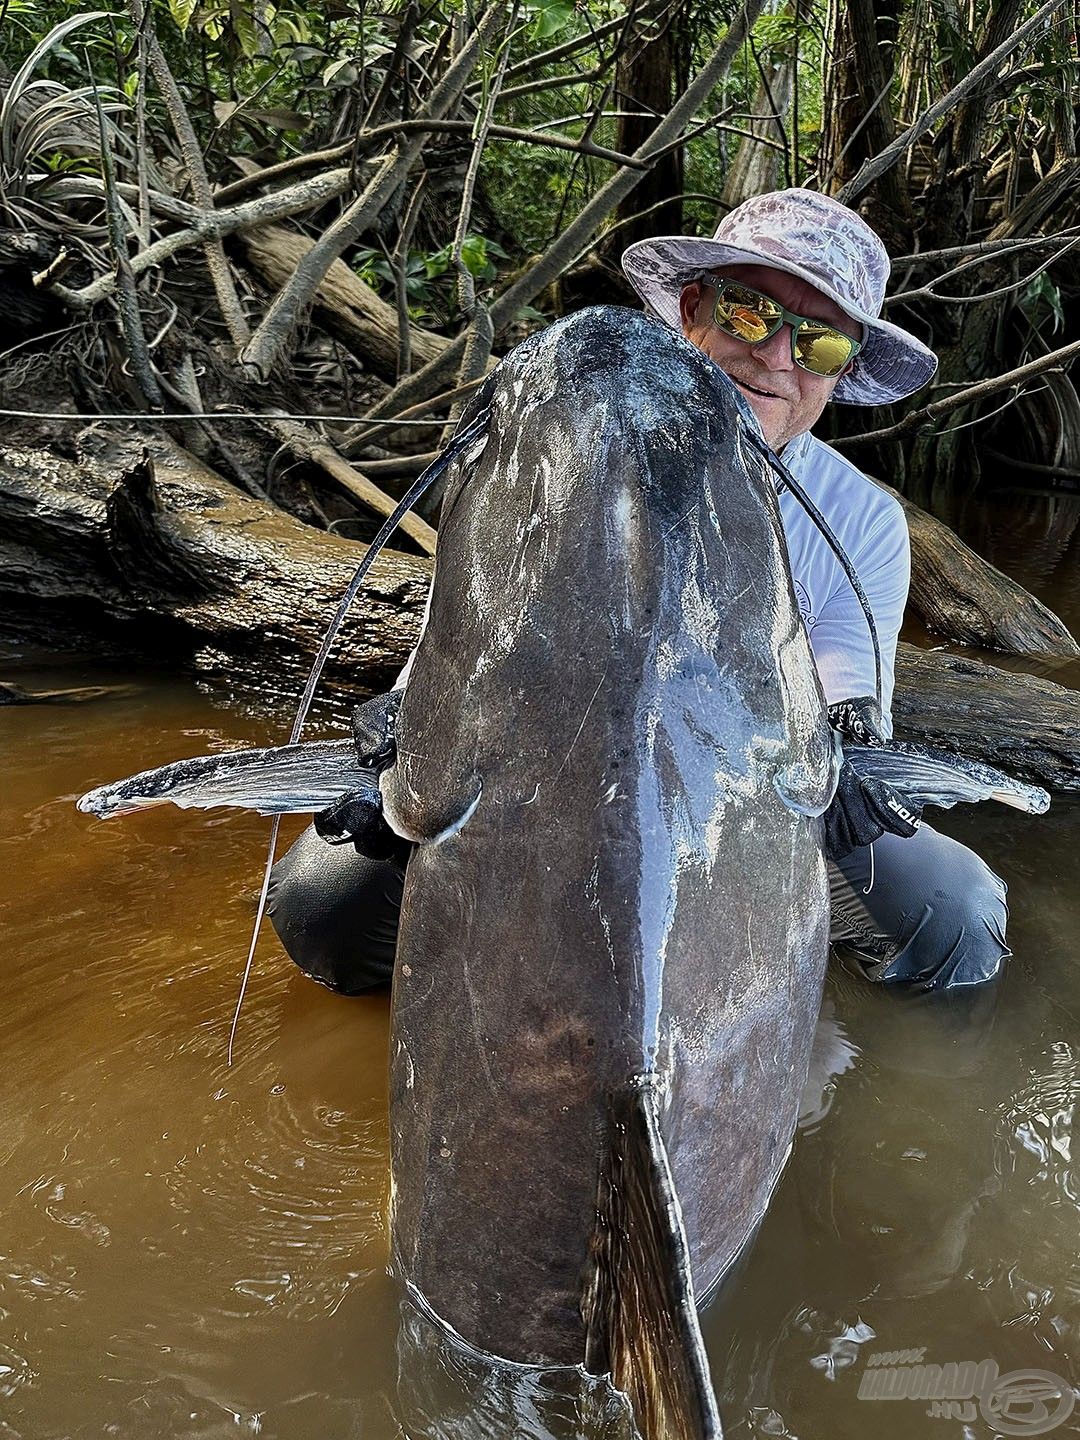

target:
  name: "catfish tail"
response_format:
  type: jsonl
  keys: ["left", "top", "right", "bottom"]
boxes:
{"left": 583, "top": 1081, "right": 722, "bottom": 1440}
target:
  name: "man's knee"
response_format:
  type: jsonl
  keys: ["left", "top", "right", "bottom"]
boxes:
{"left": 267, "top": 825, "right": 405, "bottom": 994}
{"left": 882, "top": 846, "right": 1010, "bottom": 991}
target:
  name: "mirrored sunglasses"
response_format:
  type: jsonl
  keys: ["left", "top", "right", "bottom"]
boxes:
{"left": 703, "top": 278, "right": 863, "bottom": 378}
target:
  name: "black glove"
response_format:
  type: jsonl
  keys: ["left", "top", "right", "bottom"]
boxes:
{"left": 827, "top": 695, "right": 888, "bottom": 746}
{"left": 314, "top": 689, "right": 404, "bottom": 861}
{"left": 314, "top": 783, "right": 406, "bottom": 861}
{"left": 351, "top": 688, "right": 402, "bottom": 769}
{"left": 824, "top": 760, "right": 922, "bottom": 862}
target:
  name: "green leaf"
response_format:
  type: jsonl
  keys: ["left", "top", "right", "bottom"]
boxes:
{"left": 229, "top": 0, "right": 260, "bottom": 58}
{"left": 459, "top": 233, "right": 489, "bottom": 276}
{"left": 527, "top": 0, "right": 574, "bottom": 40}
{"left": 1022, "top": 272, "right": 1064, "bottom": 336}
{"left": 321, "top": 56, "right": 357, "bottom": 87}
{"left": 248, "top": 106, "right": 311, "bottom": 131}
{"left": 167, "top": 0, "right": 200, "bottom": 34}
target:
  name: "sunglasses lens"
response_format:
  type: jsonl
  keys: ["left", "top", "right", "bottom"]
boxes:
{"left": 796, "top": 323, "right": 856, "bottom": 377}
{"left": 714, "top": 284, "right": 780, "bottom": 344}
{"left": 711, "top": 280, "right": 857, "bottom": 377}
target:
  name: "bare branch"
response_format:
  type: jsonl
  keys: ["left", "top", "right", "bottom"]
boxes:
{"left": 238, "top": 4, "right": 506, "bottom": 382}
{"left": 130, "top": 0, "right": 251, "bottom": 349}
{"left": 357, "top": 0, "right": 768, "bottom": 427}
{"left": 356, "top": 116, "right": 648, "bottom": 168}
{"left": 214, "top": 151, "right": 379, "bottom": 205}
{"left": 888, "top": 236, "right": 1080, "bottom": 307}
{"left": 834, "top": 337, "right": 1080, "bottom": 447}
{"left": 346, "top": 377, "right": 489, "bottom": 453}
{"left": 496, "top": 65, "right": 607, "bottom": 103}
{"left": 392, "top": 175, "right": 428, "bottom": 380}
{"left": 500, "top": 14, "right": 626, "bottom": 80}
{"left": 890, "top": 228, "right": 1080, "bottom": 267}
{"left": 837, "top": 0, "right": 1072, "bottom": 204}
{"left": 450, "top": 9, "right": 515, "bottom": 366}
{"left": 49, "top": 169, "right": 355, "bottom": 310}
{"left": 91, "top": 73, "right": 161, "bottom": 409}
{"left": 981, "top": 444, "right": 1080, "bottom": 483}
{"left": 263, "top": 418, "right": 437, "bottom": 556}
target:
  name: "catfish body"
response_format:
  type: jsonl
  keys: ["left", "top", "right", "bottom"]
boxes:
{"left": 381, "top": 308, "right": 838, "bottom": 1430}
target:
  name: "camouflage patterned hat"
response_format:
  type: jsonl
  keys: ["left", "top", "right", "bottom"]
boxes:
{"left": 621, "top": 187, "right": 937, "bottom": 405}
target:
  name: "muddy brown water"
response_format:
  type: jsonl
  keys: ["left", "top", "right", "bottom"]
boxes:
{"left": 2, "top": 487, "right": 1078, "bottom": 1439}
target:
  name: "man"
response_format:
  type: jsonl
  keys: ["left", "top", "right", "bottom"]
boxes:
{"left": 621, "top": 187, "right": 1008, "bottom": 989}
{"left": 269, "top": 188, "right": 1009, "bottom": 994}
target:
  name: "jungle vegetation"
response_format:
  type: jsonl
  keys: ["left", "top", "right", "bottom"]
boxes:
{"left": 1, "top": 0, "right": 1078, "bottom": 540}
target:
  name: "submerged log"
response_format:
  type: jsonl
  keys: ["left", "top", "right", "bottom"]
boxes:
{"left": 893, "top": 642, "right": 1080, "bottom": 791}
{"left": 0, "top": 432, "right": 430, "bottom": 705}
{"left": 0, "top": 681, "right": 135, "bottom": 705}
{"left": 879, "top": 481, "right": 1079, "bottom": 657}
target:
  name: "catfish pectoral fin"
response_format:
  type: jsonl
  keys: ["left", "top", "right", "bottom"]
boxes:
{"left": 583, "top": 1082, "right": 723, "bottom": 1440}
{"left": 77, "top": 739, "right": 368, "bottom": 819}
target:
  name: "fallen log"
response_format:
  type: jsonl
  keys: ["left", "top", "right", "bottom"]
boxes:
{"left": 0, "top": 681, "right": 135, "bottom": 705}
{"left": 0, "top": 431, "right": 430, "bottom": 705}
{"left": 2, "top": 430, "right": 1078, "bottom": 789}
{"left": 237, "top": 224, "right": 450, "bottom": 383}
{"left": 878, "top": 480, "right": 1079, "bottom": 657}
{"left": 893, "top": 642, "right": 1080, "bottom": 791}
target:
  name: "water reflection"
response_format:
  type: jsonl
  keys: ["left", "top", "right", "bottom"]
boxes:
{"left": 396, "top": 1286, "right": 638, "bottom": 1440}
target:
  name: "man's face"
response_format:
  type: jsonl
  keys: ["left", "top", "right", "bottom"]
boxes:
{"left": 678, "top": 263, "right": 860, "bottom": 451}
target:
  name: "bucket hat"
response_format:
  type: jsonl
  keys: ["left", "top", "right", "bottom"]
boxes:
{"left": 621, "top": 188, "right": 937, "bottom": 405}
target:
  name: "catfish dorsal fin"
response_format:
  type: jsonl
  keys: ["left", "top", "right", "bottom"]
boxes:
{"left": 583, "top": 1080, "right": 723, "bottom": 1440}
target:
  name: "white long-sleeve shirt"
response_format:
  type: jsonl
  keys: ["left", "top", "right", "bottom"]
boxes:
{"left": 395, "top": 424, "right": 909, "bottom": 735}
{"left": 778, "top": 429, "right": 909, "bottom": 734}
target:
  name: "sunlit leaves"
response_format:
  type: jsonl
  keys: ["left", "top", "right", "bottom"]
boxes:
{"left": 166, "top": 0, "right": 199, "bottom": 34}
{"left": 525, "top": 0, "right": 575, "bottom": 40}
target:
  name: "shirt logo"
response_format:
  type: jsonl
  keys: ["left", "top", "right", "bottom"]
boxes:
{"left": 793, "top": 580, "right": 817, "bottom": 631}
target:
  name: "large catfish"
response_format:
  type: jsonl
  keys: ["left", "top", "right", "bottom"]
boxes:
{"left": 77, "top": 308, "right": 1050, "bottom": 1439}
{"left": 380, "top": 306, "right": 839, "bottom": 1437}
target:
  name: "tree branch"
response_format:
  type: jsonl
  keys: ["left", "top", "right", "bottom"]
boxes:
{"left": 355, "top": 116, "right": 648, "bottom": 168}
{"left": 261, "top": 417, "right": 437, "bottom": 555}
{"left": 887, "top": 235, "right": 1080, "bottom": 307}
{"left": 890, "top": 227, "right": 1080, "bottom": 267}
{"left": 500, "top": 14, "right": 626, "bottom": 80}
{"left": 837, "top": 0, "right": 1072, "bottom": 204}
{"left": 238, "top": 3, "right": 506, "bottom": 381}
{"left": 49, "top": 169, "right": 355, "bottom": 311}
{"left": 833, "top": 337, "right": 1080, "bottom": 447}
{"left": 131, "top": 0, "right": 251, "bottom": 349}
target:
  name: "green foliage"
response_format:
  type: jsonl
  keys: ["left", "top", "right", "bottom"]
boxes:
{"left": 353, "top": 234, "right": 509, "bottom": 324}
{"left": 1020, "top": 272, "right": 1066, "bottom": 339}
{"left": 524, "top": 0, "right": 575, "bottom": 40}
{"left": 0, "top": 10, "right": 134, "bottom": 227}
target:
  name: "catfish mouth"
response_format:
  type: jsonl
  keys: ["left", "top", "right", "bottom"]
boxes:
{"left": 383, "top": 778, "right": 483, "bottom": 846}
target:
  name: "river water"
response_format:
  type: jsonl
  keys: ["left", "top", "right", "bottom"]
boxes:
{"left": 2, "top": 488, "right": 1078, "bottom": 1439}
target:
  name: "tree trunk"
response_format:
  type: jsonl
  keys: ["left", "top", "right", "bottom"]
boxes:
{"left": 612, "top": 0, "right": 685, "bottom": 249}
{"left": 820, "top": 0, "right": 910, "bottom": 248}
{"left": 721, "top": 59, "right": 793, "bottom": 209}
{"left": 893, "top": 642, "right": 1080, "bottom": 791}
{"left": 879, "top": 481, "right": 1079, "bottom": 655}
